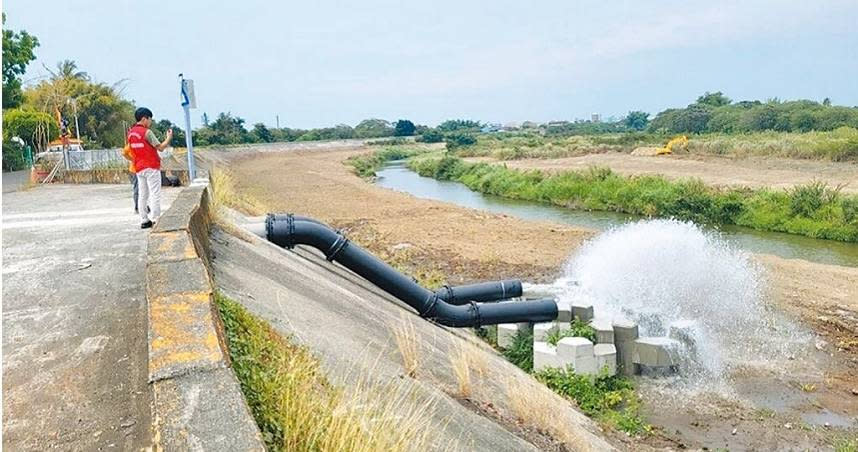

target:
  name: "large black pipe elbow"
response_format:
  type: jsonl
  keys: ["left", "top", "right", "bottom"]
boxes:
{"left": 263, "top": 214, "right": 558, "bottom": 327}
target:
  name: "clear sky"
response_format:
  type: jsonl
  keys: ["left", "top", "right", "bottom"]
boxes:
{"left": 4, "top": 0, "right": 858, "bottom": 129}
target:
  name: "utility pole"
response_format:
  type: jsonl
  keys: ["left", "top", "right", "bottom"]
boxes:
{"left": 276, "top": 114, "right": 280, "bottom": 129}
{"left": 179, "top": 74, "right": 197, "bottom": 180}
{"left": 68, "top": 97, "right": 81, "bottom": 141}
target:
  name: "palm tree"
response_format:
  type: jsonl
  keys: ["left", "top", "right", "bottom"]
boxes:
{"left": 46, "top": 60, "right": 89, "bottom": 82}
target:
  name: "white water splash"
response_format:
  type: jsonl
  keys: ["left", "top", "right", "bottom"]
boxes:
{"left": 529, "top": 219, "right": 812, "bottom": 390}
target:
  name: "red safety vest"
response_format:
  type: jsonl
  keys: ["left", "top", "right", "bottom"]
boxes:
{"left": 127, "top": 124, "right": 160, "bottom": 172}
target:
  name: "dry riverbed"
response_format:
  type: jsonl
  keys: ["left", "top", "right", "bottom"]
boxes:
{"left": 224, "top": 144, "right": 858, "bottom": 450}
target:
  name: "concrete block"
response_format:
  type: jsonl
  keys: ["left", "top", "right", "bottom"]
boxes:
{"left": 153, "top": 368, "right": 265, "bottom": 450}
{"left": 533, "top": 322, "right": 559, "bottom": 342}
{"left": 556, "top": 305, "right": 572, "bottom": 323}
{"left": 594, "top": 343, "right": 617, "bottom": 376}
{"left": 557, "top": 336, "right": 594, "bottom": 358}
{"left": 571, "top": 302, "right": 594, "bottom": 323}
{"left": 669, "top": 320, "right": 698, "bottom": 354}
{"left": 533, "top": 341, "right": 560, "bottom": 372}
{"left": 591, "top": 319, "right": 614, "bottom": 344}
{"left": 497, "top": 323, "right": 519, "bottom": 349}
{"left": 633, "top": 337, "right": 680, "bottom": 367}
{"left": 557, "top": 337, "right": 598, "bottom": 376}
{"left": 613, "top": 320, "right": 639, "bottom": 376}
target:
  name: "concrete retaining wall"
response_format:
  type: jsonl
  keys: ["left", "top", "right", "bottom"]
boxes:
{"left": 145, "top": 181, "right": 264, "bottom": 450}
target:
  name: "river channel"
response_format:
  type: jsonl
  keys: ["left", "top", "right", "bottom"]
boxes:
{"left": 376, "top": 161, "right": 858, "bottom": 267}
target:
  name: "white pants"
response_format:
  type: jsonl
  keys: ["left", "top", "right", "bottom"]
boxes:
{"left": 137, "top": 168, "right": 161, "bottom": 222}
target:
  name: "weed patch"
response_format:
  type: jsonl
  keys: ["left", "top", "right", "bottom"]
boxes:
{"left": 215, "top": 292, "right": 437, "bottom": 451}
{"left": 545, "top": 319, "right": 597, "bottom": 345}
{"left": 501, "top": 329, "right": 534, "bottom": 372}
{"left": 535, "top": 367, "right": 650, "bottom": 436}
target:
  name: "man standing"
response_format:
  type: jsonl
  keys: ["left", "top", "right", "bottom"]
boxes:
{"left": 128, "top": 107, "right": 172, "bottom": 229}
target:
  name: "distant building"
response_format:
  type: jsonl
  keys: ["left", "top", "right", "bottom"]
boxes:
{"left": 480, "top": 123, "right": 503, "bottom": 133}
{"left": 591, "top": 113, "right": 601, "bottom": 123}
{"left": 502, "top": 121, "right": 521, "bottom": 131}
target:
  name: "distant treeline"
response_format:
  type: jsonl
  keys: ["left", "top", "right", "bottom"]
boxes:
{"left": 545, "top": 92, "right": 858, "bottom": 136}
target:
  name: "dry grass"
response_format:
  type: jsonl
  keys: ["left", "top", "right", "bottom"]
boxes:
{"left": 450, "top": 343, "right": 473, "bottom": 398}
{"left": 216, "top": 292, "right": 442, "bottom": 451}
{"left": 209, "top": 165, "right": 267, "bottom": 215}
{"left": 505, "top": 377, "right": 593, "bottom": 452}
{"left": 392, "top": 316, "right": 420, "bottom": 378}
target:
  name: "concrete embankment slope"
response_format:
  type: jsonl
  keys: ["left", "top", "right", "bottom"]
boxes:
{"left": 212, "top": 216, "right": 617, "bottom": 451}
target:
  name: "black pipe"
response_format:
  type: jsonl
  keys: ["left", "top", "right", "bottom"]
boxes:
{"left": 435, "top": 280, "right": 522, "bottom": 305}
{"left": 264, "top": 214, "right": 557, "bottom": 327}
{"left": 281, "top": 216, "right": 526, "bottom": 306}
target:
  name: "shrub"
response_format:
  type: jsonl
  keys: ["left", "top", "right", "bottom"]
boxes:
{"left": 417, "top": 129, "right": 444, "bottom": 143}
{"left": 444, "top": 132, "right": 477, "bottom": 149}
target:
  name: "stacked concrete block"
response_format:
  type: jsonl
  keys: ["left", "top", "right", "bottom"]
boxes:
{"left": 533, "top": 322, "right": 560, "bottom": 342}
{"left": 533, "top": 341, "right": 561, "bottom": 372}
{"left": 497, "top": 323, "right": 519, "bottom": 349}
{"left": 556, "top": 305, "right": 572, "bottom": 323}
{"left": 613, "top": 320, "right": 639, "bottom": 376}
{"left": 557, "top": 337, "right": 597, "bottom": 376}
{"left": 590, "top": 319, "right": 614, "bottom": 344}
{"left": 633, "top": 337, "right": 681, "bottom": 371}
{"left": 594, "top": 343, "right": 617, "bottom": 376}
{"left": 571, "top": 302, "right": 594, "bottom": 323}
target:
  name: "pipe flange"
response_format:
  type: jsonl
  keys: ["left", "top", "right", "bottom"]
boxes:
{"left": 420, "top": 294, "right": 439, "bottom": 318}
{"left": 469, "top": 301, "right": 481, "bottom": 329}
{"left": 325, "top": 235, "right": 350, "bottom": 261}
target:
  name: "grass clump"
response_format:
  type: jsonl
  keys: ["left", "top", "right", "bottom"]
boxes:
{"left": 210, "top": 165, "right": 267, "bottom": 215}
{"left": 215, "top": 292, "right": 436, "bottom": 451}
{"left": 408, "top": 155, "right": 858, "bottom": 242}
{"left": 392, "top": 316, "right": 419, "bottom": 378}
{"left": 535, "top": 367, "right": 650, "bottom": 436}
{"left": 345, "top": 146, "right": 424, "bottom": 178}
{"left": 545, "top": 319, "right": 597, "bottom": 345}
{"left": 501, "top": 329, "right": 534, "bottom": 372}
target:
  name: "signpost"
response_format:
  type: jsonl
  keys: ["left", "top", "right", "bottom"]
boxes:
{"left": 180, "top": 74, "right": 197, "bottom": 180}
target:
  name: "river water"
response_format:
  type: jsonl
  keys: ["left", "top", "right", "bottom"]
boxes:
{"left": 375, "top": 161, "right": 858, "bottom": 267}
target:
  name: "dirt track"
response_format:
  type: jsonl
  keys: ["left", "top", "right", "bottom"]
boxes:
{"left": 223, "top": 144, "right": 858, "bottom": 449}
{"left": 466, "top": 153, "right": 858, "bottom": 193}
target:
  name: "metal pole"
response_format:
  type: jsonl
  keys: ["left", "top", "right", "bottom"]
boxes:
{"left": 180, "top": 76, "right": 196, "bottom": 180}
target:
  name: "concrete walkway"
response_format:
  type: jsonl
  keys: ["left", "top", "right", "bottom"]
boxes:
{"left": 2, "top": 184, "right": 179, "bottom": 450}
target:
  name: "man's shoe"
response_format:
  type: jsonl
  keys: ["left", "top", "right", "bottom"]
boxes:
{"left": 141, "top": 220, "right": 153, "bottom": 229}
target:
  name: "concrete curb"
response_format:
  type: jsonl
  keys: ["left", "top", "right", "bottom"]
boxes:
{"left": 145, "top": 181, "right": 265, "bottom": 451}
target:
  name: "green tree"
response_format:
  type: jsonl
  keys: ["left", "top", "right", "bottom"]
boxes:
{"left": 24, "top": 76, "right": 135, "bottom": 148}
{"left": 354, "top": 118, "right": 393, "bottom": 138}
{"left": 2, "top": 108, "right": 59, "bottom": 151}
{"left": 393, "top": 119, "right": 416, "bottom": 136}
{"left": 210, "top": 112, "right": 248, "bottom": 143}
{"left": 2, "top": 14, "right": 40, "bottom": 108}
{"left": 696, "top": 91, "right": 732, "bottom": 107}
{"left": 623, "top": 111, "right": 649, "bottom": 131}
{"left": 437, "top": 119, "right": 481, "bottom": 132}
{"left": 251, "top": 123, "right": 273, "bottom": 142}
{"left": 47, "top": 60, "right": 89, "bottom": 82}
{"left": 151, "top": 119, "right": 186, "bottom": 147}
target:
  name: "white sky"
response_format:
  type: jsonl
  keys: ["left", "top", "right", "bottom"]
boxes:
{"left": 5, "top": 0, "right": 858, "bottom": 128}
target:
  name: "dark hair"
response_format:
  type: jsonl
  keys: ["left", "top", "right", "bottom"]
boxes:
{"left": 134, "top": 107, "right": 153, "bottom": 121}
